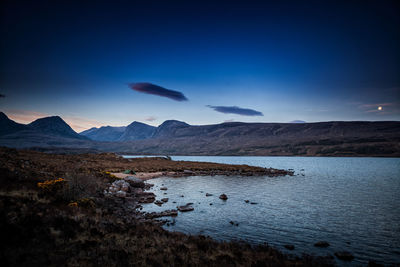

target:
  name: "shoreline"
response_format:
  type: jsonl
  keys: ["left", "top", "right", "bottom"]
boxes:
{"left": 0, "top": 147, "right": 337, "bottom": 266}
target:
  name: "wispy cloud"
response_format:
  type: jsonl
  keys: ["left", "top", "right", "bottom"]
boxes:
{"left": 63, "top": 116, "right": 104, "bottom": 132}
{"left": 145, "top": 116, "right": 157, "bottom": 122}
{"left": 207, "top": 105, "right": 263, "bottom": 116}
{"left": 357, "top": 102, "right": 400, "bottom": 115}
{"left": 6, "top": 110, "right": 49, "bottom": 124}
{"left": 359, "top": 103, "right": 393, "bottom": 109}
{"left": 129, "top": 82, "right": 188, "bottom": 101}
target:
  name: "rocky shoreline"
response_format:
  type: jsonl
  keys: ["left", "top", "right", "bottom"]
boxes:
{"left": 0, "top": 147, "right": 338, "bottom": 266}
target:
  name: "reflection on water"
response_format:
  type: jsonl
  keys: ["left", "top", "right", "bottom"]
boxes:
{"left": 133, "top": 156, "right": 400, "bottom": 266}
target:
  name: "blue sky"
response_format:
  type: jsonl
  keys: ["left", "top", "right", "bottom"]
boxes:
{"left": 1, "top": 0, "right": 399, "bottom": 131}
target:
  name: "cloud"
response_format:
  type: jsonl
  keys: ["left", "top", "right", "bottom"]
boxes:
{"left": 63, "top": 116, "right": 104, "bottom": 132}
{"left": 207, "top": 105, "right": 263, "bottom": 116}
{"left": 145, "top": 116, "right": 157, "bottom": 122}
{"left": 0, "top": 94, "right": 5, "bottom": 98}
{"left": 129, "top": 82, "right": 188, "bottom": 101}
{"left": 357, "top": 102, "right": 400, "bottom": 115}
{"left": 359, "top": 103, "right": 393, "bottom": 109}
{"left": 6, "top": 110, "right": 49, "bottom": 124}
{"left": 289, "top": 120, "right": 306, "bottom": 123}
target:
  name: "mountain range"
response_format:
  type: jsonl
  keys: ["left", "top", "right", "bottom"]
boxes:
{"left": 1, "top": 111, "right": 399, "bottom": 156}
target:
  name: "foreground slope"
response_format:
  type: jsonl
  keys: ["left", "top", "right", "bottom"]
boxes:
{"left": 0, "top": 147, "right": 331, "bottom": 266}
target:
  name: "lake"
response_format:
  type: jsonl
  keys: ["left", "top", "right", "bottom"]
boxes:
{"left": 124, "top": 156, "right": 400, "bottom": 266}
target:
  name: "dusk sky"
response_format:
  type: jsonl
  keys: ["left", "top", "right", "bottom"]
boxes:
{"left": 1, "top": 0, "right": 399, "bottom": 131}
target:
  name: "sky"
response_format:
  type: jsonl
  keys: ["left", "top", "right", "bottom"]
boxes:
{"left": 1, "top": 0, "right": 399, "bottom": 131}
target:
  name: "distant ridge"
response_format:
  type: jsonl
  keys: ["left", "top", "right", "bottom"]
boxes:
{"left": 81, "top": 126, "right": 126, "bottom": 141}
{"left": 0, "top": 111, "right": 399, "bottom": 156}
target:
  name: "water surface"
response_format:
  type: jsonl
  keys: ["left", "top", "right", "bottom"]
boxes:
{"left": 124, "top": 156, "right": 400, "bottom": 265}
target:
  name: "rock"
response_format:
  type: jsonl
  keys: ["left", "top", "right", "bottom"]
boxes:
{"left": 205, "top": 193, "right": 213, "bottom": 197}
{"left": 180, "top": 195, "right": 184, "bottom": 197}
{"left": 250, "top": 202, "right": 257, "bottom": 205}
{"left": 124, "top": 176, "right": 145, "bottom": 188}
{"left": 115, "top": 190, "right": 127, "bottom": 198}
{"left": 138, "top": 192, "right": 156, "bottom": 203}
{"left": 183, "top": 169, "right": 195, "bottom": 175}
{"left": 161, "top": 198, "right": 169, "bottom": 202}
{"left": 219, "top": 194, "right": 228, "bottom": 200}
{"left": 229, "top": 221, "right": 239, "bottom": 226}
{"left": 154, "top": 200, "right": 163, "bottom": 206}
{"left": 244, "top": 200, "right": 249, "bottom": 203}
{"left": 284, "top": 244, "right": 295, "bottom": 250}
{"left": 172, "top": 201, "right": 176, "bottom": 203}
{"left": 368, "top": 260, "right": 384, "bottom": 267}
{"left": 209, "top": 203, "right": 213, "bottom": 205}
{"left": 106, "top": 180, "right": 131, "bottom": 196}
{"left": 160, "top": 187, "right": 168, "bottom": 190}
{"left": 177, "top": 203, "right": 194, "bottom": 212}
{"left": 146, "top": 209, "right": 178, "bottom": 218}
{"left": 314, "top": 241, "right": 330, "bottom": 248}
{"left": 334, "top": 251, "right": 354, "bottom": 261}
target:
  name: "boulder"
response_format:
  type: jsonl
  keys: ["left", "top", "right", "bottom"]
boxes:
{"left": 160, "top": 187, "right": 168, "bottom": 190}
{"left": 244, "top": 200, "right": 250, "bottom": 203}
{"left": 124, "top": 176, "right": 145, "bottom": 188}
{"left": 205, "top": 193, "right": 213, "bottom": 197}
{"left": 146, "top": 209, "right": 178, "bottom": 218}
{"left": 154, "top": 200, "right": 163, "bottom": 206}
{"left": 314, "top": 241, "right": 330, "bottom": 248}
{"left": 219, "top": 194, "right": 228, "bottom": 200}
{"left": 161, "top": 198, "right": 169, "bottom": 202}
{"left": 115, "top": 190, "right": 127, "bottom": 198}
{"left": 138, "top": 192, "right": 156, "bottom": 203}
{"left": 177, "top": 203, "right": 194, "bottom": 212}
{"left": 334, "top": 251, "right": 354, "bottom": 261}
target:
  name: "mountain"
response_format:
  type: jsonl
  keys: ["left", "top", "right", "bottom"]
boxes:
{"left": 0, "top": 112, "right": 26, "bottom": 136}
{"left": 1, "top": 111, "right": 399, "bottom": 156}
{"left": 0, "top": 112, "right": 90, "bottom": 149}
{"left": 97, "top": 121, "right": 400, "bottom": 157}
{"left": 289, "top": 120, "right": 306, "bottom": 123}
{"left": 118, "top": 122, "right": 155, "bottom": 141}
{"left": 151, "top": 120, "right": 190, "bottom": 138}
{"left": 80, "top": 126, "right": 126, "bottom": 141}
{"left": 29, "top": 116, "right": 87, "bottom": 140}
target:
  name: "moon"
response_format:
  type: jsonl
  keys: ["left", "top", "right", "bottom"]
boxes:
{"left": 378, "top": 106, "right": 383, "bottom": 111}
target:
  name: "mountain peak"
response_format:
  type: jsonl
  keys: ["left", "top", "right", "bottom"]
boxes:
{"left": 152, "top": 120, "right": 189, "bottom": 138}
{"left": 0, "top": 111, "right": 26, "bottom": 136}
{"left": 159, "top": 120, "right": 189, "bottom": 127}
{"left": 118, "top": 121, "right": 155, "bottom": 141}
{"left": 29, "top": 116, "right": 86, "bottom": 139}
{"left": 0, "top": 111, "right": 8, "bottom": 120}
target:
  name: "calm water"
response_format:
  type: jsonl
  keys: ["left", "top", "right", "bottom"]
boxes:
{"left": 125, "top": 156, "right": 400, "bottom": 266}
